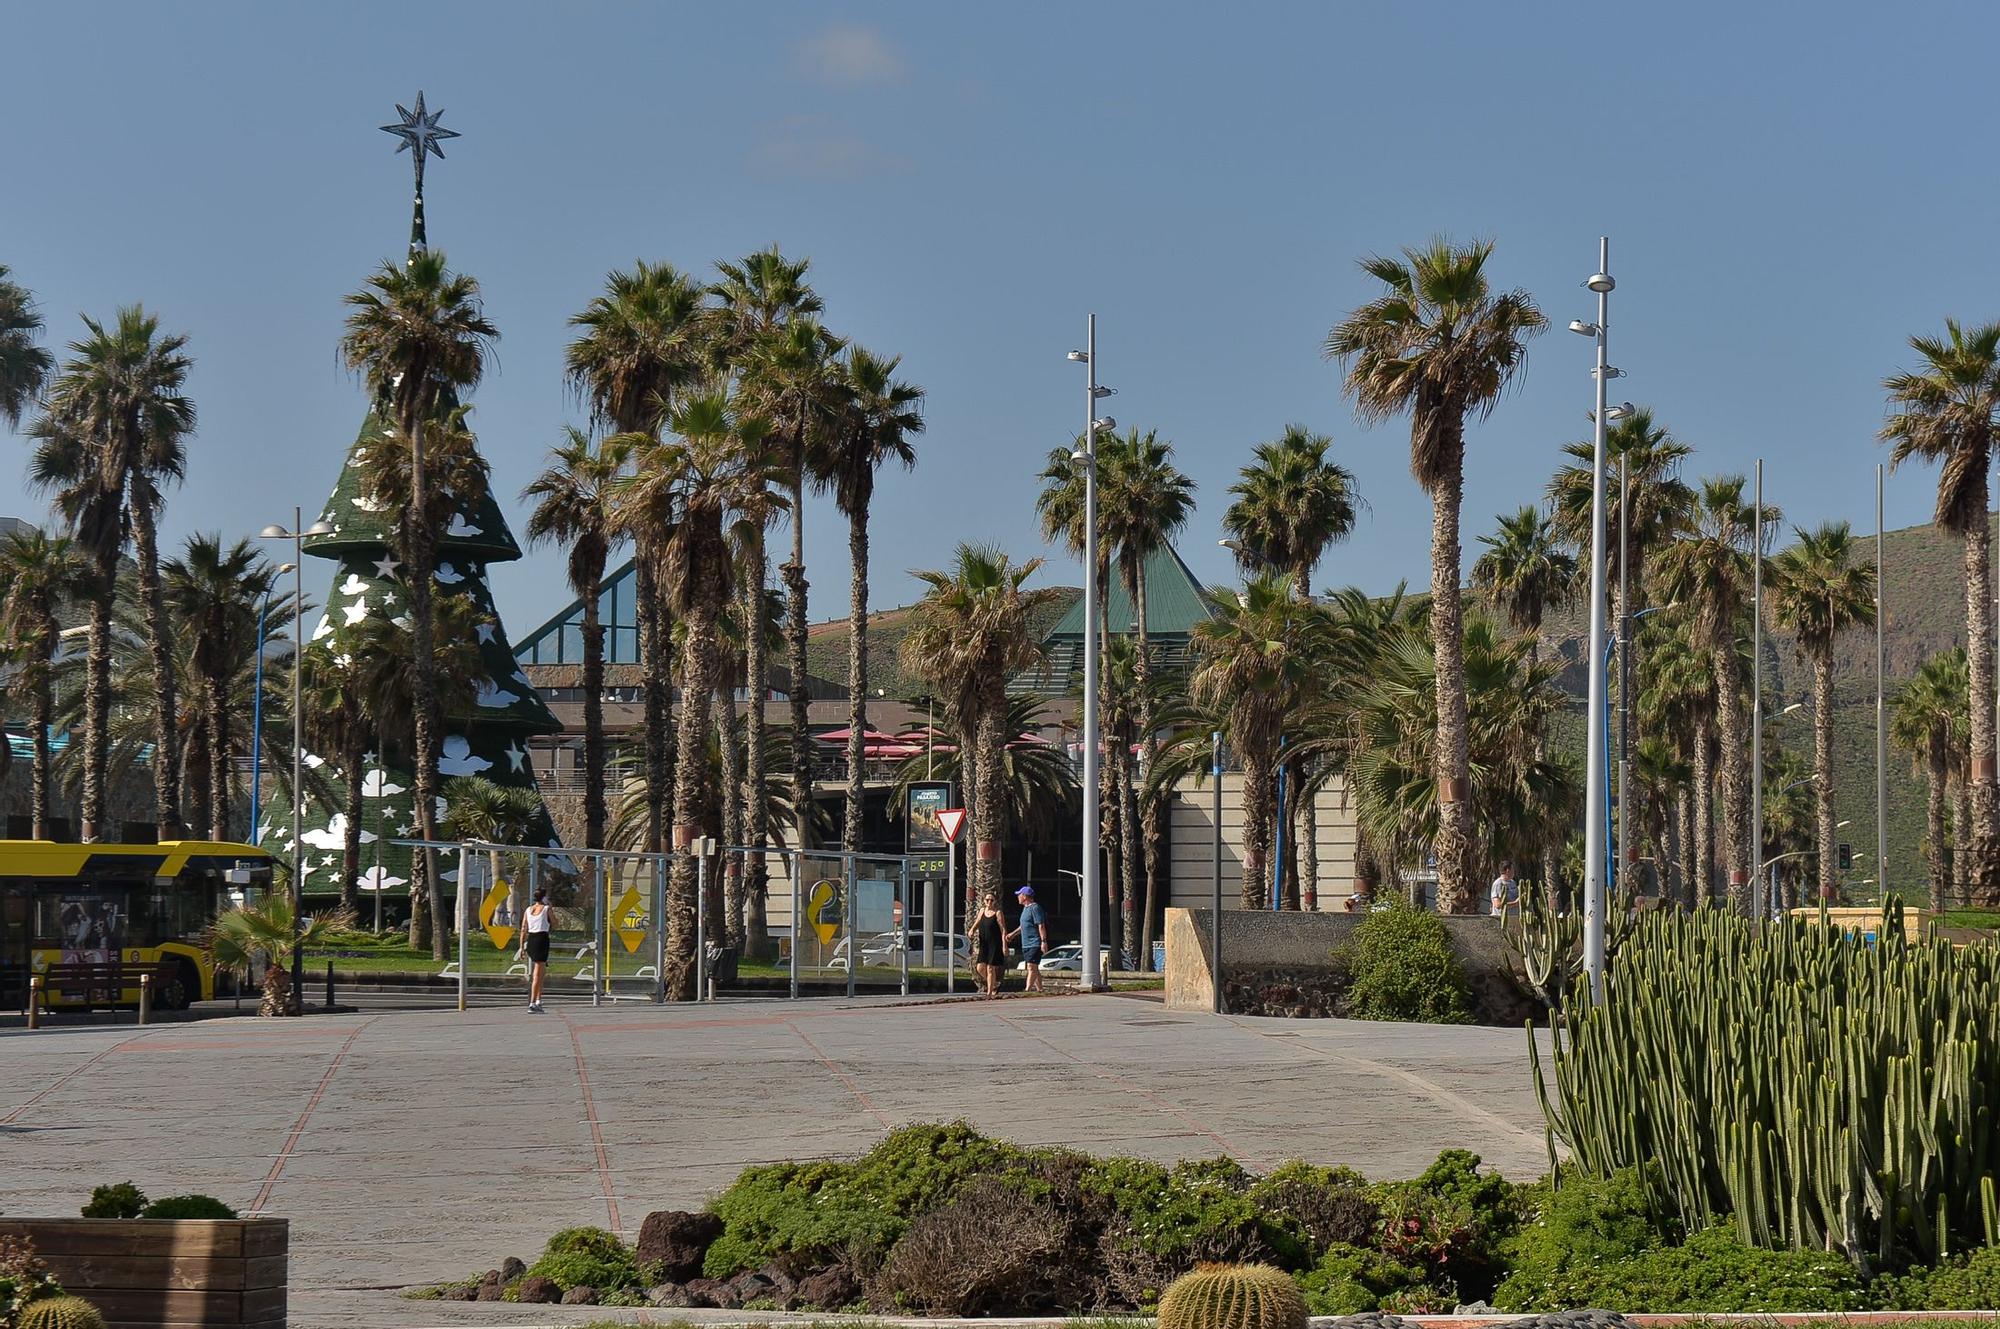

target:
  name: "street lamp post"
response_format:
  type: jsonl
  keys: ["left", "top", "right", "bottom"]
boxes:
{"left": 1875, "top": 464, "right": 1887, "bottom": 897}
{"left": 1750, "top": 458, "right": 1764, "bottom": 913}
{"left": 1571, "top": 238, "right": 1628, "bottom": 995}
{"left": 247, "top": 579, "right": 286, "bottom": 845}
{"left": 260, "top": 509, "right": 335, "bottom": 1012}
{"left": 1067, "top": 321, "right": 1115, "bottom": 992}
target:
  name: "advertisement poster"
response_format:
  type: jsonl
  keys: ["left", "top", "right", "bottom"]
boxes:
{"left": 906, "top": 782, "right": 951, "bottom": 851}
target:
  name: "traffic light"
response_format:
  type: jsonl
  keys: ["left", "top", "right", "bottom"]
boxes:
{"left": 1837, "top": 842, "right": 1853, "bottom": 871}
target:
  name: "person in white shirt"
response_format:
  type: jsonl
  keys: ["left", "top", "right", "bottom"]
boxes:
{"left": 516, "top": 888, "right": 553, "bottom": 1012}
{"left": 1490, "top": 863, "right": 1519, "bottom": 917}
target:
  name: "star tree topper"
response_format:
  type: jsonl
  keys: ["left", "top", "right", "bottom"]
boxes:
{"left": 380, "top": 91, "right": 459, "bottom": 196}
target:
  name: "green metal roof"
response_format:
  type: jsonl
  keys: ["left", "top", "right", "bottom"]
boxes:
{"left": 1041, "top": 542, "right": 1215, "bottom": 640}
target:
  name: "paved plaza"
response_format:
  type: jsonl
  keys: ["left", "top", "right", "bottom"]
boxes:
{"left": 1, "top": 994, "right": 1551, "bottom": 1326}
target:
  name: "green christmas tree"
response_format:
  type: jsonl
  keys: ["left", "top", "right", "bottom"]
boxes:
{"left": 261, "top": 95, "right": 561, "bottom": 900}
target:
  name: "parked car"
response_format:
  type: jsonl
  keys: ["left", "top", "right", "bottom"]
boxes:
{"left": 829, "top": 930, "right": 971, "bottom": 970}
{"left": 1019, "top": 942, "right": 1113, "bottom": 973}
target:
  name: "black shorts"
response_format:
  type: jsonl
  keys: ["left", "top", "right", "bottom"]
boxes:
{"left": 1022, "top": 949, "right": 1043, "bottom": 968}
{"left": 524, "top": 932, "right": 551, "bottom": 964}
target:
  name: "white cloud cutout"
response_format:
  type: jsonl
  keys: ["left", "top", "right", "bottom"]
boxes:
{"left": 750, "top": 115, "right": 911, "bottom": 181}
{"left": 795, "top": 24, "right": 904, "bottom": 88}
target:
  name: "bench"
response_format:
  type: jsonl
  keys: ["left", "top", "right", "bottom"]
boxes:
{"left": 37, "top": 960, "right": 184, "bottom": 1011}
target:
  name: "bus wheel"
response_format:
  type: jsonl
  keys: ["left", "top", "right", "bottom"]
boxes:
{"left": 159, "top": 960, "right": 197, "bottom": 1011}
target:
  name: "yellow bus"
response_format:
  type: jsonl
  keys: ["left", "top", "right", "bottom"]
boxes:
{"left": 0, "top": 841, "right": 275, "bottom": 1011}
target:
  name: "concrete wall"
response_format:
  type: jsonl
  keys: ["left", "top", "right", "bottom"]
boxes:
{"left": 1162, "top": 905, "right": 1533, "bottom": 1021}
{"left": 1165, "top": 771, "right": 1359, "bottom": 911}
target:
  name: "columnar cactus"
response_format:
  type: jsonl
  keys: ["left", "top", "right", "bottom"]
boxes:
{"left": 1157, "top": 1264, "right": 1307, "bottom": 1329}
{"left": 1530, "top": 898, "right": 2000, "bottom": 1272}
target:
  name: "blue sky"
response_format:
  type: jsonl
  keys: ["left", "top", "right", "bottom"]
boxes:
{"left": 6, "top": 2, "right": 1997, "bottom": 634}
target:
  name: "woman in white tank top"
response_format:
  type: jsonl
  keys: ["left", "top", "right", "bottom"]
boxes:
{"left": 518, "top": 888, "right": 553, "bottom": 1012}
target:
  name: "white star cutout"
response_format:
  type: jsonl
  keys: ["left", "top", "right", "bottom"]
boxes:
{"left": 475, "top": 621, "right": 496, "bottom": 644}
{"left": 343, "top": 599, "right": 369, "bottom": 626}
{"left": 373, "top": 555, "right": 402, "bottom": 578}
{"left": 505, "top": 742, "right": 526, "bottom": 773}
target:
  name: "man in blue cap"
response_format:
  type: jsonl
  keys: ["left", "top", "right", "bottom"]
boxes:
{"left": 1008, "top": 885, "right": 1048, "bottom": 991}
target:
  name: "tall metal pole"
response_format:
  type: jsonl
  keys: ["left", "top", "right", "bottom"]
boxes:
{"left": 1079, "top": 314, "right": 1104, "bottom": 991}
{"left": 945, "top": 838, "right": 957, "bottom": 995}
{"left": 456, "top": 844, "right": 469, "bottom": 1012}
{"left": 695, "top": 853, "right": 707, "bottom": 1003}
{"left": 654, "top": 856, "right": 666, "bottom": 1004}
{"left": 1581, "top": 240, "right": 1613, "bottom": 994}
{"left": 289, "top": 507, "right": 305, "bottom": 1007}
{"left": 1877, "top": 464, "right": 1888, "bottom": 898}
{"left": 1752, "top": 460, "right": 1765, "bottom": 916}
{"left": 1211, "top": 731, "right": 1224, "bottom": 1015}
{"left": 249, "top": 590, "right": 272, "bottom": 843}
{"left": 844, "top": 854, "right": 857, "bottom": 1000}
{"left": 1616, "top": 452, "right": 1631, "bottom": 899}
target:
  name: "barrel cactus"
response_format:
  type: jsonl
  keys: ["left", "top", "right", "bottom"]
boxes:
{"left": 1158, "top": 1263, "right": 1307, "bottom": 1329}
{"left": 18, "top": 1296, "right": 108, "bottom": 1329}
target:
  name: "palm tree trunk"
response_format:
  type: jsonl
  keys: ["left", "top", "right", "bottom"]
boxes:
{"left": 1102, "top": 781, "right": 1124, "bottom": 967}
{"left": 1691, "top": 720, "right": 1714, "bottom": 905}
{"left": 580, "top": 561, "right": 607, "bottom": 850}
{"left": 81, "top": 548, "right": 116, "bottom": 841}
{"left": 714, "top": 684, "right": 745, "bottom": 951}
{"left": 843, "top": 498, "right": 869, "bottom": 853}
{"left": 1925, "top": 738, "right": 1948, "bottom": 906}
{"left": 1118, "top": 750, "right": 1140, "bottom": 968}
{"left": 1240, "top": 753, "right": 1273, "bottom": 910}
{"left": 30, "top": 631, "right": 54, "bottom": 839}
{"left": 1712, "top": 645, "right": 1752, "bottom": 912}
{"left": 208, "top": 674, "right": 231, "bottom": 842}
{"left": 635, "top": 551, "right": 670, "bottom": 856}
{"left": 1953, "top": 780, "right": 1971, "bottom": 906}
{"left": 1298, "top": 770, "right": 1319, "bottom": 911}
{"left": 785, "top": 449, "right": 813, "bottom": 859}
{"left": 1135, "top": 566, "right": 1167, "bottom": 955}
{"left": 406, "top": 511, "right": 443, "bottom": 956}
{"left": 668, "top": 606, "right": 722, "bottom": 1000}
{"left": 1429, "top": 450, "right": 1476, "bottom": 912}
{"left": 185, "top": 711, "right": 211, "bottom": 848}
{"left": 1964, "top": 522, "right": 2000, "bottom": 905}
{"left": 341, "top": 731, "right": 364, "bottom": 915}
{"left": 741, "top": 531, "right": 774, "bottom": 960}
{"left": 971, "top": 686, "right": 1008, "bottom": 905}
{"left": 127, "top": 493, "right": 183, "bottom": 839}
{"left": 1810, "top": 652, "right": 1836, "bottom": 900}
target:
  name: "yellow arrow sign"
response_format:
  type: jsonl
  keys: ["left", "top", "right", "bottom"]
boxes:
{"left": 806, "top": 879, "right": 840, "bottom": 946}
{"left": 612, "top": 885, "right": 648, "bottom": 953}
{"left": 480, "top": 880, "right": 516, "bottom": 950}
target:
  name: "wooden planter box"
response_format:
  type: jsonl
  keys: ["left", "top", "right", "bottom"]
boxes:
{"left": 0, "top": 1219, "right": 286, "bottom": 1329}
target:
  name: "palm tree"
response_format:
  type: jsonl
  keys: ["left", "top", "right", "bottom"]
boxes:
{"left": 900, "top": 545, "right": 1054, "bottom": 908}
{"left": 341, "top": 252, "right": 497, "bottom": 956}
{"left": 715, "top": 252, "right": 830, "bottom": 874}
{"left": 1766, "top": 522, "right": 1876, "bottom": 901}
{"left": 1893, "top": 648, "right": 1968, "bottom": 905}
{"left": 1471, "top": 506, "right": 1578, "bottom": 670}
{"left": 0, "top": 265, "right": 54, "bottom": 427}
{"left": 820, "top": 346, "right": 924, "bottom": 852}
{"left": 1547, "top": 406, "right": 1695, "bottom": 620}
{"left": 300, "top": 644, "right": 372, "bottom": 915}
{"left": 442, "top": 775, "right": 544, "bottom": 924}
{"left": 1326, "top": 238, "right": 1546, "bottom": 911}
{"left": 0, "top": 530, "right": 86, "bottom": 837}
{"left": 32, "top": 307, "right": 197, "bottom": 839}
{"left": 164, "top": 535, "right": 278, "bottom": 843}
{"left": 888, "top": 695, "right": 1081, "bottom": 848}
{"left": 568, "top": 261, "right": 711, "bottom": 860}
{"left": 1653, "top": 476, "right": 1774, "bottom": 911}
{"left": 1189, "top": 574, "right": 1326, "bottom": 909}
{"left": 1098, "top": 427, "right": 1195, "bottom": 932}
{"left": 1639, "top": 620, "right": 1720, "bottom": 905}
{"left": 1882, "top": 320, "right": 2000, "bottom": 904}
{"left": 1221, "top": 425, "right": 1360, "bottom": 597}
{"left": 523, "top": 427, "right": 631, "bottom": 851}
{"left": 206, "top": 893, "right": 348, "bottom": 1016}
{"left": 621, "top": 392, "right": 784, "bottom": 998}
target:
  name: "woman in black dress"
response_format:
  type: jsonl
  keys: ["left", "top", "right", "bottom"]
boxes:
{"left": 973, "top": 892, "right": 1007, "bottom": 996}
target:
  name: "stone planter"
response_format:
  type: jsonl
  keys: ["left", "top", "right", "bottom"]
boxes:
{"left": 0, "top": 1219, "right": 286, "bottom": 1329}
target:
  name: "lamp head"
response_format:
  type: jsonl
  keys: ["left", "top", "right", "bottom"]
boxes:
{"left": 1092, "top": 416, "right": 1116, "bottom": 432}
{"left": 1586, "top": 271, "right": 1615, "bottom": 293}
{"left": 1568, "top": 319, "right": 1599, "bottom": 337}
{"left": 1092, "top": 384, "right": 1114, "bottom": 398}
{"left": 258, "top": 524, "right": 288, "bottom": 539}
{"left": 1066, "top": 350, "right": 1088, "bottom": 363}
{"left": 305, "top": 520, "right": 336, "bottom": 537}
{"left": 277, "top": 562, "right": 296, "bottom": 575}
{"left": 1069, "top": 448, "right": 1088, "bottom": 463}
{"left": 1605, "top": 402, "right": 1636, "bottom": 421}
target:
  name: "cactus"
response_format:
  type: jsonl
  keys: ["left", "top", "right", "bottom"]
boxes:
{"left": 1157, "top": 1264, "right": 1306, "bottom": 1329}
{"left": 1506, "top": 880, "right": 1638, "bottom": 1011}
{"left": 18, "top": 1297, "right": 107, "bottom": 1329}
{"left": 1531, "top": 896, "right": 2000, "bottom": 1274}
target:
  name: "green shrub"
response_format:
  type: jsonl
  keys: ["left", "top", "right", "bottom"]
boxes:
{"left": 1498, "top": 1223, "right": 1868, "bottom": 1312}
{"left": 1881, "top": 1245, "right": 2000, "bottom": 1309}
{"left": 525, "top": 1228, "right": 637, "bottom": 1292}
{"left": 138, "top": 1196, "right": 236, "bottom": 1220}
{"left": 80, "top": 1184, "right": 146, "bottom": 1220}
{"left": 1338, "top": 903, "right": 1471, "bottom": 1023}
{"left": 0, "top": 1234, "right": 63, "bottom": 1329}
{"left": 1295, "top": 1242, "right": 1421, "bottom": 1314}
{"left": 1491, "top": 1165, "right": 1662, "bottom": 1309}
{"left": 1415, "top": 1149, "right": 1522, "bottom": 1239}
{"left": 1083, "top": 1156, "right": 1306, "bottom": 1270}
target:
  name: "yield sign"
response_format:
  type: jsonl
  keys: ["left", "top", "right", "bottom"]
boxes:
{"left": 936, "top": 808, "right": 967, "bottom": 844}
{"left": 480, "top": 880, "right": 516, "bottom": 950}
